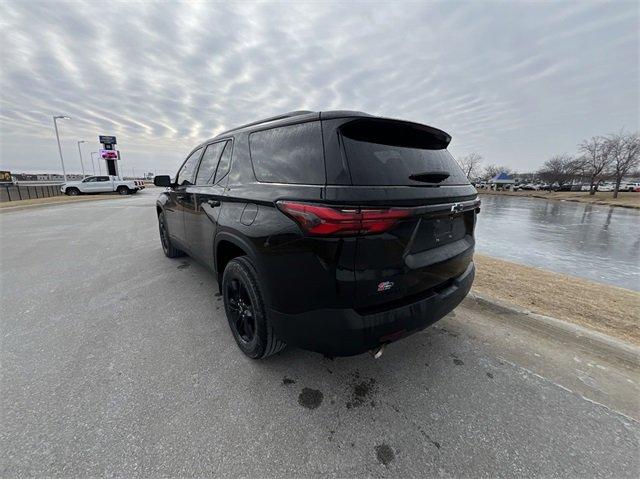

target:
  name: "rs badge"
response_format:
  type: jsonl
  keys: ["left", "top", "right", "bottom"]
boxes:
{"left": 377, "top": 281, "right": 394, "bottom": 292}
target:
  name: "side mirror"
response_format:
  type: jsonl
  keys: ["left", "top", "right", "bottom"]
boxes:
{"left": 154, "top": 175, "right": 172, "bottom": 187}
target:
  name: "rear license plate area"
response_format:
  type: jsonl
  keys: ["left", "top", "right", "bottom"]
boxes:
{"left": 411, "top": 214, "right": 467, "bottom": 253}
{"left": 433, "top": 216, "right": 454, "bottom": 244}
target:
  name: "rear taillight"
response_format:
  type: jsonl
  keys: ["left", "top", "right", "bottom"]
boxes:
{"left": 276, "top": 201, "right": 410, "bottom": 236}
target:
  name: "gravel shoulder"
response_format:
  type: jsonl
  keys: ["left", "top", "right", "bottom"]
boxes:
{"left": 473, "top": 254, "right": 640, "bottom": 345}
{"left": 478, "top": 189, "right": 640, "bottom": 209}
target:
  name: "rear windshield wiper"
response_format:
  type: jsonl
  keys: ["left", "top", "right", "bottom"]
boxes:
{"left": 408, "top": 171, "right": 450, "bottom": 183}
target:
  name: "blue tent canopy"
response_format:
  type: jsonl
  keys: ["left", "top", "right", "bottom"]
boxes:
{"left": 490, "top": 172, "right": 515, "bottom": 184}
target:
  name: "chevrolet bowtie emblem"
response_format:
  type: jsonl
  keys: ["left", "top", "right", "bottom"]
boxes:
{"left": 451, "top": 203, "right": 463, "bottom": 213}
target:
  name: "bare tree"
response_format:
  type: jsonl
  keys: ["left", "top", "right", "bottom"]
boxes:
{"left": 457, "top": 153, "right": 483, "bottom": 179}
{"left": 607, "top": 131, "right": 640, "bottom": 198}
{"left": 483, "top": 164, "right": 512, "bottom": 179}
{"left": 578, "top": 136, "right": 612, "bottom": 195}
{"left": 537, "top": 154, "right": 579, "bottom": 187}
{"left": 483, "top": 164, "right": 499, "bottom": 179}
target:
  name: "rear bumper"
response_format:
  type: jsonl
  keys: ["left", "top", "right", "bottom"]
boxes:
{"left": 269, "top": 262, "right": 475, "bottom": 356}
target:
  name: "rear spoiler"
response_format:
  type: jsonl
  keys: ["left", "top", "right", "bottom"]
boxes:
{"left": 339, "top": 117, "right": 452, "bottom": 149}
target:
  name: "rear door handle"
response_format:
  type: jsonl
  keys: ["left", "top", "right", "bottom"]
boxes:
{"left": 206, "top": 199, "right": 221, "bottom": 207}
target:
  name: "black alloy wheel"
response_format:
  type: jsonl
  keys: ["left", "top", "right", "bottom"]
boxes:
{"left": 221, "top": 256, "right": 285, "bottom": 359}
{"left": 158, "top": 211, "right": 183, "bottom": 258}
{"left": 159, "top": 213, "right": 169, "bottom": 253}
{"left": 226, "top": 278, "right": 256, "bottom": 343}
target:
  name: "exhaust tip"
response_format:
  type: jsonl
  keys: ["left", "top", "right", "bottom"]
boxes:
{"left": 370, "top": 344, "right": 385, "bottom": 359}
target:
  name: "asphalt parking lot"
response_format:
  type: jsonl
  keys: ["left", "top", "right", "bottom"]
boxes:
{"left": 1, "top": 189, "right": 638, "bottom": 478}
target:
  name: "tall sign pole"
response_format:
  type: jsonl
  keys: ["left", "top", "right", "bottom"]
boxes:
{"left": 53, "top": 115, "right": 70, "bottom": 182}
{"left": 90, "top": 152, "right": 97, "bottom": 175}
{"left": 99, "top": 135, "right": 119, "bottom": 178}
{"left": 77, "top": 140, "right": 87, "bottom": 178}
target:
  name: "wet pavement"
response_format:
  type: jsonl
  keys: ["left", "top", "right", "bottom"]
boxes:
{"left": 476, "top": 195, "right": 640, "bottom": 291}
{"left": 1, "top": 190, "right": 638, "bottom": 477}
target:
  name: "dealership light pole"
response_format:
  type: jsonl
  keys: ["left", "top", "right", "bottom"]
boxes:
{"left": 90, "top": 152, "right": 97, "bottom": 175}
{"left": 77, "top": 140, "right": 87, "bottom": 178}
{"left": 53, "top": 115, "right": 71, "bottom": 182}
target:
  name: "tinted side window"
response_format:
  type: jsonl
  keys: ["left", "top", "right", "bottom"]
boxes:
{"left": 83, "top": 177, "right": 96, "bottom": 182}
{"left": 97, "top": 176, "right": 110, "bottom": 182}
{"left": 195, "top": 142, "right": 226, "bottom": 185}
{"left": 176, "top": 148, "right": 203, "bottom": 186}
{"left": 213, "top": 141, "right": 233, "bottom": 184}
{"left": 249, "top": 122, "right": 324, "bottom": 184}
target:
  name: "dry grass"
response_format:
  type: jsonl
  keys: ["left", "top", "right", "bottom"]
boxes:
{"left": 478, "top": 189, "right": 640, "bottom": 209}
{"left": 0, "top": 194, "right": 125, "bottom": 209}
{"left": 473, "top": 254, "right": 640, "bottom": 345}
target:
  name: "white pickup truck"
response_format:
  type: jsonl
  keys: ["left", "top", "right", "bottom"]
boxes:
{"left": 61, "top": 175, "right": 145, "bottom": 196}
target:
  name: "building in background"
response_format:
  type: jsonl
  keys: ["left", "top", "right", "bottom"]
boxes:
{"left": 14, "top": 173, "right": 84, "bottom": 182}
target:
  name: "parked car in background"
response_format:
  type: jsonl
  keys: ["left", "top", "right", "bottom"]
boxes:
{"left": 61, "top": 175, "right": 143, "bottom": 196}
{"left": 154, "top": 110, "right": 479, "bottom": 359}
{"left": 620, "top": 182, "right": 640, "bottom": 192}
{"left": 597, "top": 183, "right": 615, "bottom": 192}
{"left": 0, "top": 170, "right": 16, "bottom": 185}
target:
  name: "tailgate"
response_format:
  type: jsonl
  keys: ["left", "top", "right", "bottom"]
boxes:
{"left": 353, "top": 199, "right": 478, "bottom": 312}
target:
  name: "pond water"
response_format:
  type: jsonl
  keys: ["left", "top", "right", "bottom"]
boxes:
{"left": 475, "top": 195, "right": 640, "bottom": 291}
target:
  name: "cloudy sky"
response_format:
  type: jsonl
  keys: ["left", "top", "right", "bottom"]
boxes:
{"left": 0, "top": 1, "right": 638, "bottom": 176}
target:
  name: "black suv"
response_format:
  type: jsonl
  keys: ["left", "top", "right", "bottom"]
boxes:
{"left": 154, "top": 111, "right": 479, "bottom": 359}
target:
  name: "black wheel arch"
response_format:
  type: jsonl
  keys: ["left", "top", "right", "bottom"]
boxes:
{"left": 214, "top": 232, "right": 265, "bottom": 294}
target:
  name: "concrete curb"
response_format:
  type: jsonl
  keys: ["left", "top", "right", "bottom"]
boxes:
{"left": 464, "top": 292, "right": 640, "bottom": 368}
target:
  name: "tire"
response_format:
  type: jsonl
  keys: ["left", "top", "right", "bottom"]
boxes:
{"left": 117, "top": 186, "right": 130, "bottom": 195}
{"left": 222, "top": 256, "right": 285, "bottom": 359}
{"left": 157, "top": 211, "right": 184, "bottom": 258}
{"left": 66, "top": 188, "right": 80, "bottom": 196}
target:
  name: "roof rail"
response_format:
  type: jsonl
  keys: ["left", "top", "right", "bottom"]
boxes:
{"left": 219, "top": 110, "right": 315, "bottom": 136}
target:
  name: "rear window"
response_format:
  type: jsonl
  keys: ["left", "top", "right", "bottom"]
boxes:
{"left": 340, "top": 119, "right": 468, "bottom": 186}
{"left": 249, "top": 122, "right": 325, "bottom": 184}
